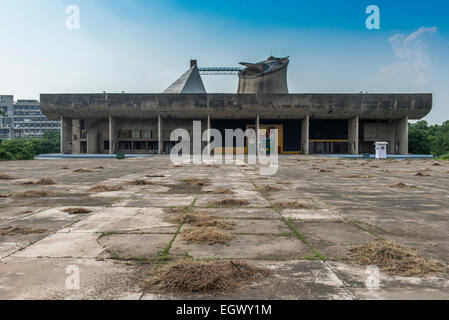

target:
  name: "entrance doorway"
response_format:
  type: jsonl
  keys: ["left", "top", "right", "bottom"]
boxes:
{"left": 246, "top": 124, "right": 284, "bottom": 154}
{"left": 80, "top": 141, "right": 87, "bottom": 154}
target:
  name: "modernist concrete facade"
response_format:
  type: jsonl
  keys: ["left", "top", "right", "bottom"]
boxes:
{"left": 40, "top": 58, "right": 432, "bottom": 155}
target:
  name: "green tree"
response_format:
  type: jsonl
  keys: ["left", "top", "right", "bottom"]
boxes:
{"left": 409, "top": 120, "right": 449, "bottom": 156}
{"left": 430, "top": 121, "right": 449, "bottom": 156}
{"left": 0, "top": 130, "right": 60, "bottom": 160}
{"left": 409, "top": 129, "right": 431, "bottom": 154}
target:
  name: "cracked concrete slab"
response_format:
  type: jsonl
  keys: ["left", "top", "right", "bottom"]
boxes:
{"left": 194, "top": 207, "right": 279, "bottom": 219}
{"left": 65, "top": 207, "right": 178, "bottom": 233}
{"left": 294, "top": 221, "right": 378, "bottom": 245}
{"left": 171, "top": 234, "right": 313, "bottom": 259}
{"left": 282, "top": 208, "right": 341, "bottom": 220}
{"left": 0, "top": 257, "right": 141, "bottom": 300}
{"left": 120, "top": 194, "right": 196, "bottom": 207}
{"left": 13, "top": 232, "right": 104, "bottom": 258}
{"left": 98, "top": 233, "right": 174, "bottom": 260}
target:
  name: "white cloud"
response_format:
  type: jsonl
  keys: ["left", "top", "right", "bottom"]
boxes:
{"left": 373, "top": 26, "right": 438, "bottom": 88}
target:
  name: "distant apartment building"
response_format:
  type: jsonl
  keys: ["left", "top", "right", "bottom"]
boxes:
{"left": 0, "top": 95, "right": 60, "bottom": 139}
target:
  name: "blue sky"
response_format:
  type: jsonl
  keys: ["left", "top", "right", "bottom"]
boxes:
{"left": 1, "top": 0, "right": 448, "bottom": 123}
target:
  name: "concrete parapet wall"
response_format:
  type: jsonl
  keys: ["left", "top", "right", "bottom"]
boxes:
{"left": 41, "top": 93, "right": 432, "bottom": 121}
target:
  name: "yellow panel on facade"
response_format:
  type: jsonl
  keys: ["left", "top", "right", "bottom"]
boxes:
{"left": 245, "top": 124, "right": 284, "bottom": 154}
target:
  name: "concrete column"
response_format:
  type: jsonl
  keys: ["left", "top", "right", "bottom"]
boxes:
{"left": 206, "top": 114, "right": 211, "bottom": 155}
{"left": 395, "top": 116, "right": 408, "bottom": 155}
{"left": 301, "top": 115, "right": 309, "bottom": 155}
{"left": 158, "top": 115, "right": 163, "bottom": 154}
{"left": 72, "top": 120, "right": 81, "bottom": 154}
{"left": 109, "top": 116, "right": 118, "bottom": 154}
{"left": 348, "top": 116, "right": 359, "bottom": 155}
{"left": 86, "top": 120, "right": 99, "bottom": 154}
{"left": 60, "top": 116, "right": 72, "bottom": 154}
{"left": 256, "top": 115, "right": 260, "bottom": 155}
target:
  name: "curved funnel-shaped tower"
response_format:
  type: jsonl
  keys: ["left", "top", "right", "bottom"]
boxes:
{"left": 237, "top": 56, "right": 289, "bottom": 94}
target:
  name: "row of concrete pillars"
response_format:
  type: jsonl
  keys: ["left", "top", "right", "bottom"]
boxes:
{"left": 60, "top": 115, "right": 409, "bottom": 155}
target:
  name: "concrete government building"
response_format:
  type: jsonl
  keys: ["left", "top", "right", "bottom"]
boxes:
{"left": 40, "top": 57, "right": 432, "bottom": 155}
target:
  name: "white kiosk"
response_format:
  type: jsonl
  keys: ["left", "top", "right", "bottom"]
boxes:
{"left": 374, "top": 142, "right": 388, "bottom": 159}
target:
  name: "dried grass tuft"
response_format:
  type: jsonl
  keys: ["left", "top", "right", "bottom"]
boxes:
{"left": 125, "top": 179, "right": 154, "bottom": 186}
{"left": 178, "top": 178, "right": 210, "bottom": 187}
{"left": 13, "top": 190, "right": 54, "bottom": 198}
{"left": 388, "top": 182, "right": 417, "bottom": 189}
{"left": 87, "top": 185, "right": 123, "bottom": 192}
{"left": 166, "top": 213, "right": 236, "bottom": 230}
{"left": 206, "top": 188, "right": 236, "bottom": 195}
{"left": 73, "top": 168, "right": 95, "bottom": 173}
{"left": 276, "top": 181, "right": 291, "bottom": 185}
{"left": 210, "top": 199, "right": 249, "bottom": 207}
{"left": 432, "top": 162, "right": 441, "bottom": 166}
{"left": 273, "top": 201, "right": 319, "bottom": 210}
{"left": 0, "top": 226, "right": 47, "bottom": 236}
{"left": 341, "top": 175, "right": 373, "bottom": 179}
{"left": 163, "top": 207, "right": 186, "bottom": 214}
{"left": 24, "top": 177, "right": 57, "bottom": 185}
{"left": 144, "top": 259, "right": 269, "bottom": 293}
{"left": 61, "top": 207, "right": 92, "bottom": 214}
{"left": 182, "top": 227, "right": 235, "bottom": 245}
{"left": 0, "top": 173, "right": 16, "bottom": 180}
{"left": 256, "top": 185, "right": 282, "bottom": 192}
{"left": 350, "top": 241, "right": 448, "bottom": 277}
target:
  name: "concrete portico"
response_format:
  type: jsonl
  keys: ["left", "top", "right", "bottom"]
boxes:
{"left": 52, "top": 92, "right": 430, "bottom": 155}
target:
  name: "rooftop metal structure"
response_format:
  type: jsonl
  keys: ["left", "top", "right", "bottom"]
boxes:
{"left": 198, "top": 67, "right": 243, "bottom": 75}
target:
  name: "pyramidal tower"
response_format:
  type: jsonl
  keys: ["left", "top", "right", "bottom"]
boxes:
{"left": 163, "top": 60, "right": 206, "bottom": 94}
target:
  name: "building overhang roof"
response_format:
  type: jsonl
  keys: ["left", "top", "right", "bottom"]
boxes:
{"left": 40, "top": 93, "right": 432, "bottom": 121}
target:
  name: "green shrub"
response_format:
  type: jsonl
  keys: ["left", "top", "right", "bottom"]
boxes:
{"left": 438, "top": 153, "right": 449, "bottom": 160}
{"left": 0, "top": 130, "right": 60, "bottom": 161}
{"left": 0, "top": 149, "right": 14, "bottom": 160}
{"left": 14, "top": 151, "right": 34, "bottom": 160}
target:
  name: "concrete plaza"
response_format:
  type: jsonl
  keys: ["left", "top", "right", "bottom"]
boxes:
{"left": 0, "top": 155, "right": 448, "bottom": 299}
